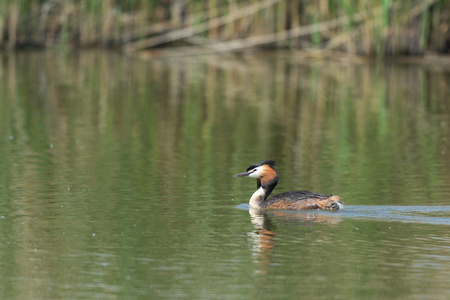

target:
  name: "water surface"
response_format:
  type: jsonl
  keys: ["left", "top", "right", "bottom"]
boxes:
{"left": 0, "top": 50, "right": 449, "bottom": 299}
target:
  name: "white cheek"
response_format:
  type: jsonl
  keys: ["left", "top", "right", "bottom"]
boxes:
{"left": 248, "top": 168, "right": 263, "bottom": 178}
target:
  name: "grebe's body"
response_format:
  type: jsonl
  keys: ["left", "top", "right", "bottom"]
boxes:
{"left": 234, "top": 160, "right": 343, "bottom": 211}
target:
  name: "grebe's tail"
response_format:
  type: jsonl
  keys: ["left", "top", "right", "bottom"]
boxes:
{"left": 328, "top": 196, "right": 344, "bottom": 211}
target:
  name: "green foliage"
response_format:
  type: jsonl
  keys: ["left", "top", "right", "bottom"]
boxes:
{"left": 0, "top": 0, "right": 448, "bottom": 55}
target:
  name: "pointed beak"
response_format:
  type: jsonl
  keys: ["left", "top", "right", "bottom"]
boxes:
{"left": 233, "top": 171, "right": 251, "bottom": 178}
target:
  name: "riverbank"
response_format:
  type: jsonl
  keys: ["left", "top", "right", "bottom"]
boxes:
{"left": 1, "top": 0, "right": 448, "bottom": 56}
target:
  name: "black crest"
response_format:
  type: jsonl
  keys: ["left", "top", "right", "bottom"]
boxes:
{"left": 246, "top": 159, "right": 275, "bottom": 171}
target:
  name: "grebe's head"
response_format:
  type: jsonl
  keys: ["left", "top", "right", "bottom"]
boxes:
{"left": 233, "top": 160, "right": 276, "bottom": 179}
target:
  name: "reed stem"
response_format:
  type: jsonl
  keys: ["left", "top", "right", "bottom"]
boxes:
{"left": 0, "top": 0, "right": 447, "bottom": 56}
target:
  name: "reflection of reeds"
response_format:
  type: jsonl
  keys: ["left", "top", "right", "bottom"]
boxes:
{"left": 1, "top": 53, "right": 450, "bottom": 295}
{"left": 0, "top": 0, "right": 448, "bottom": 55}
{"left": 2, "top": 51, "right": 449, "bottom": 207}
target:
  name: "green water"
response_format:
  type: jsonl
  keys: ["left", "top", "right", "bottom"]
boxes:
{"left": 0, "top": 51, "right": 449, "bottom": 299}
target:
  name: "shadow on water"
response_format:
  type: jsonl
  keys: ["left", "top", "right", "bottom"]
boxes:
{"left": 237, "top": 204, "right": 450, "bottom": 226}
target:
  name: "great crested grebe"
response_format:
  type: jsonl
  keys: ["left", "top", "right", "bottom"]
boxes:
{"left": 234, "top": 160, "right": 343, "bottom": 210}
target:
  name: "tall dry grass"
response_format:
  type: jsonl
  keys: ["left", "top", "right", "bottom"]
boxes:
{"left": 0, "top": 0, "right": 448, "bottom": 55}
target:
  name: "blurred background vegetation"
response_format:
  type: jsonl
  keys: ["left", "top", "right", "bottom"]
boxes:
{"left": 0, "top": 0, "right": 448, "bottom": 55}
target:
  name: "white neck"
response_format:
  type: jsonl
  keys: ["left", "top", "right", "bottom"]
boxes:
{"left": 249, "top": 187, "right": 267, "bottom": 208}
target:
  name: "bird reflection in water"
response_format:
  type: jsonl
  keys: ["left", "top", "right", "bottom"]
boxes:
{"left": 247, "top": 208, "right": 343, "bottom": 273}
